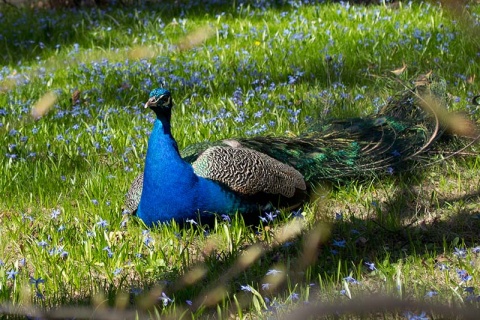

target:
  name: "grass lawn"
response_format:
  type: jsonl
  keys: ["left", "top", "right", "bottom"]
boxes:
{"left": 1, "top": 0, "right": 480, "bottom": 318}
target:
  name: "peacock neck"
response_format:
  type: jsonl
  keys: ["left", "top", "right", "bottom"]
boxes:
{"left": 153, "top": 109, "right": 172, "bottom": 137}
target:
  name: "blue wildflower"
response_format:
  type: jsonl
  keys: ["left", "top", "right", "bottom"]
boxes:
{"left": 425, "top": 290, "right": 438, "bottom": 298}
{"left": 365, "top": 262, "right": 376, "bottom": 271}
{"left": 186, "top": 219, "right": 197, "bottom": 225}
{"left": 6, "top": 269, "right": 18, "bottom": 280}
{"left": 343, "top": 276, "right": 359, "bottom": 284}
{"left": 453, "top": 247, "right": 467, "bottom": 259}
{"left": 436, "top": 263, "right": 449, "bottom": 271}
{"left": 159, "top": 292, "right": 173, "bottom": 306}
{"left": 103, "top": 246, "right": 113, "bottom": 258}
{"left": 59, "top": 250, "right": 68, "bottom": 259}
{"left": 29, "top": 276, "right": 45, "bottom": 289}
{"left": 37, "top": 240, "right": 48, "bottom": 248}
{"left": 464, "top": 287, "right": 475, "bottom": 294}
{"left": 97, "top": 219, "right": 108, "bottom": 228}
{"left": 265, "top": 211, "right": 278, "bottom": 221}
{"left": 332, "top": 239, "right": 346, "bottom": 248}
{"left": 404, "top": 311, "right": 429, "bottom": 320}
{"left": 266, "top": 269, "right": 282, "bottom": 276}
{"left": 240, "top": 285, "right": 253, "bottom": 292}
{"left": 50, "top": 209, "right": 61, "bottom": 219}
{"left": 456, "top": 269, "right": 472, "bottom": 282}
{"left": 288, "top": 292, "right": 299, "bottom": 301}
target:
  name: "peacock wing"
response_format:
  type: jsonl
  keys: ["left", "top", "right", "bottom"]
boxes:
{"left": 192, "top": 146, "right": 306, "bottom": 198}
{"left": 124, "top": 173, "right": 144, "bottom": 214}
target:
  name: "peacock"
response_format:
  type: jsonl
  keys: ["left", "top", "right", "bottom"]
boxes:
{"left": 125, "top": 75, "right": 465, "bottom": 226}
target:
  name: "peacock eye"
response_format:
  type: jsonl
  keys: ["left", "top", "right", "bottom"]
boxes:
{"left": 159, "top": 95, "right": 171, "bottom": 107}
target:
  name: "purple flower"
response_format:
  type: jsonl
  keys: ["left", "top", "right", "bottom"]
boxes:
{"left": 186, "top": 219, "right": 197, "bottom": 225}
{"left": 464, "top": 287, "right": 475, "bottom": 294}
{"left": 288, "top": 292, "right": 299, "bottom": 301}
{"left": 240, "top": 285, "right": 253, "bottom": 292}
{"left": 456, "top": 269, "right": 472, "bottom": 282}
{"left": 266, "top": 269, "right": 282, "bottom": 276}
{"left": 103, "top": 246, "right": 113, "bottom": 258}
{"left": 453, "top": 247, "right": 467, "bottom": 259}
{"left": 264, "top": 211, "right": 278, "bottom": 221}
{"left": 425, "top": 290, "right": 438, "bottom": 298}
{"left": 436, "top": 263, "right": 449, "bottom": 271}
{"left": 291, "top": 209, "right": 304, "bottom": 219}
{"left": 159, "top": 292, "right": 173, "bottom": 306}
{"left": 50, "top": 209, "right": 61, "bottom": 219}
{"left": 97, "top": 219, "right": 108, "bottom": 228}
{"left": 404, "top": 311, "right": 429, "bottom": 320}
{"left": 392, "top": 150, "right": 401, "bottom": 157}
{"left": 261, "top": 283, "right": 271, "bottom": 290}
{"left": 29, "top": 276, "right": 45, "bottom": 288}
{"left": 343, "top": 276, "right": 359, "bottom": 284}
{"left": 365, "top": 262, "right": 376, "bottom": 271}
{"left": 143, "top": 234, "right": 153, "bottom": 246}
{"left": 59, "top": 250, "right": 68, "bottom": 259}
{"left": 37, "top": 240, "right": 48, "bottom": 248}
{"left": 332, "top": 239, "right": 346, "bottom": 248}
{"left": 6, "top": 269, "right": 18, "bottom": 280}
{"left": 35, "top": 290, "right": 45, "bottom": 299}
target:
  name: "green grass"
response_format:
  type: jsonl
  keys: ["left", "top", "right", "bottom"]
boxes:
{"left": 1, "top": 0, "right": 480, "bottom": 318}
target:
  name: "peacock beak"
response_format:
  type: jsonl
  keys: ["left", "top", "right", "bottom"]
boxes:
{"left": 144, "top": 97, "right": 156, "bottom": 108}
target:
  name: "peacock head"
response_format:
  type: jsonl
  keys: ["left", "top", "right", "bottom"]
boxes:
{"left": 144, "top": 88, "right": 172, "bottom": 111}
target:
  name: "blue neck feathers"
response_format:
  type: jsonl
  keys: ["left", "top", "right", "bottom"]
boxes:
{"left": 137, "top": 112, "right": 244, "bottom": 226}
